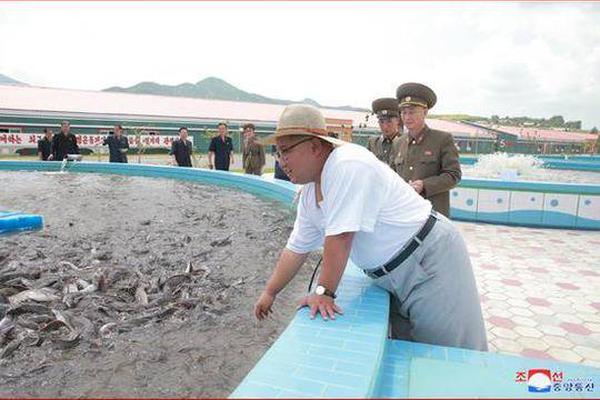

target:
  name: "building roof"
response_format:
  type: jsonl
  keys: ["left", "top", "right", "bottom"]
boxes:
{"left": 486, "top": 124, "right": 596, "bottom": 143}
{"left": 0, "top": 84, "right": 377, "bottom": 128}
{"left": 4, "top": 84, "right": 586, "bottom": 142}
{"left": 425, "top": 119, "right": 495, "bottom": 138}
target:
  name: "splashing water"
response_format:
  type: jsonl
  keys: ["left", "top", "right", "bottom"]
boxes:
{"left": 60, "top": 158, "right": 68, "bottom": 173}
{"left": 466, "top": 152, "right": 544, "bottom": 180}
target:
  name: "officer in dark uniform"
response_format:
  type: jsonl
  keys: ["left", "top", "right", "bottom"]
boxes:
{"left": 170, "top": 127, "right": 193, "bottom": 167}
{"left": 208, "top": 122, "right": 234, "bottom": 171}
{"left": 367, "top": 98, "right": 402, "bottom": 168}
{"left": 37, "top": 128, "right": 53, "bottom": 160}
{"left": 50, "top": 121, "right": 79, "bottom": 161}
{"left": 102, "top": 124, "right": 129, "bottom": 163}
{"left": 394, "top": 83, "right": 461, "bottom": 217}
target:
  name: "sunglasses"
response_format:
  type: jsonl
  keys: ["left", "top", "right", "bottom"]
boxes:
{"left": 274, "top": 137, "right": 314, "bottom": 161}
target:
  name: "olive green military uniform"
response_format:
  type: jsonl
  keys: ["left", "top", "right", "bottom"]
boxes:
{"left": 367, "top": 135, "right": 402, "bottom": 168}
{"left": 395, "top": 82, "right": 461, "bottom": 217}
{"left": 243, "top": 139, "right": 266, "bottom": 175}
{"left": 367, "top": 97, "right": 402, "bottom": 168}
{"left": 394, "top": 127, "right": 461, "bottom": 216}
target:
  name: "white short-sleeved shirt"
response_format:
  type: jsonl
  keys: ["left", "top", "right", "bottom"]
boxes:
{"left": 286, "top": 143, "right": 432, "bottom": 269}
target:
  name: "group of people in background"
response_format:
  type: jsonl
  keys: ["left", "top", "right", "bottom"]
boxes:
{"left": 169, "top": 121, "right": 271, "bottom": 177}
{"left": 37, "top": 121, "right": 81, "bottom": 162}
{"left": 37, "top": 120, "right": 129, "bottom": 163}
{"left": 37, "top": 82, "right": 461, "bottom": 196}
{"left": 36, "top": 119, "right": 282, "bottom": 179}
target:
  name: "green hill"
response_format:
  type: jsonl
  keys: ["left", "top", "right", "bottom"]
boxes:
{"left": 0, "top": 73, "right": 27, "bottom": 86}
{"left": 103, "top": 77, "right": 368, "bottom": 112}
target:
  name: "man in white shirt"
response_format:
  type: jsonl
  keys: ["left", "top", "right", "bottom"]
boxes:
{"left": 254, "top": 104, "right": 487, "bottom": 351}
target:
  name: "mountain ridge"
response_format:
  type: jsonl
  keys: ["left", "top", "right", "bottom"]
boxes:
{"left": 102, "top": 77, "right": 368, "bottom": 112}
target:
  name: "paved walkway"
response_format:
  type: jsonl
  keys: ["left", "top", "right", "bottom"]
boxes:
{"left": 457, "top": 221, "right": 600, "bottom": 368}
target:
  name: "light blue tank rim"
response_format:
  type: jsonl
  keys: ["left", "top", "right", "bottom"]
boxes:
{"left": 0, "top": 160, "right": 298, "bottom": 206}
{"left": 460, "top": 177, "right": 600, "bottom": 195}
{"left": 460, "top": 155, "right": 600, "bottom": 171}
{"left": 1, "top": 160, "right": 598, "bottom": 196}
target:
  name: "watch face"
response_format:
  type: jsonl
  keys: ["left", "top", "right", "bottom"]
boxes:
{"left": 315, "top": 286, "right": 325, "bottom": 295}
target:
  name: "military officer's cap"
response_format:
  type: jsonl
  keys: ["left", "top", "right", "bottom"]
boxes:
{"left": 372, "top": 97, "right": 399, "bottom": 119}
{"left": 396, "top": 82, "right": 437, "bottom": 109}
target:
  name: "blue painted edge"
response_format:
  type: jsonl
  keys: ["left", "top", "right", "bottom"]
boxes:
{"left": 452, "top": 209, "right": 600, "bottom": 230}
{"left": 459, "top": 178, "right": 600, "bottom": 195}
{"left": 460, "top": 155, "right": 600, "bottom": 170}
{"left": 0, "top": 212, "right": 44, "bottom": 235}
{"left": 378, "top": 339, "right": 600, "bottom": 399}
{"left": 230, "top": 264, "right": 390, "bottom": 399}
{"left": 0, "top": 160, "right": 297, "bottom": 205}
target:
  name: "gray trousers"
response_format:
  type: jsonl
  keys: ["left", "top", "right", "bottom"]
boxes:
{"left": 372, "top": 214, "right": 488, "bottom": 351}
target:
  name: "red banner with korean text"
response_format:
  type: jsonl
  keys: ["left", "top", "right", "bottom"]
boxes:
{"left": 0, "top": 133, "right": 190, "bottom": 148}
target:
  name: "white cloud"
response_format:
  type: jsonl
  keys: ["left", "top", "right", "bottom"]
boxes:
{"left": 1, "top": 1, "right": 599, "bottom": 128}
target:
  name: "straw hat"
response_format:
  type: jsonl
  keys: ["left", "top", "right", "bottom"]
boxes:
{"left": 260, "top": 104, "right": 347, "bottom": 146}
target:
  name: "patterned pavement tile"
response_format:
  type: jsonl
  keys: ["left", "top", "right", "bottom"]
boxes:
{"left": 547, "top": 348, "right": 584, "bottom": 363}
{"left": 521, "top": 348, "right": 553, "bottom": 360}
{"left": 488, "top": 316, "right": 516, "bottom": 329}
{"left": 491, "top": 327, "right": 519, "bottom": 340}
{"left": 560, "top": 322, "right": 592, "bottom": 336}
{"left": 455, "top": 221, "right": 600, "bottom": 368}
{"left": 573, "top": 345, "right": 600, "bottom": 362}
{"left": 512, "top": 316, "right": 537, "bottom": 328}
{"left": 514, "top": 326, "right": 544, "bottom": 339}
{"left": 517, "top": 337, "right": 550, "bottom": 351}
{"left": 542, "top": 335, "right": 575, "bottom": 349}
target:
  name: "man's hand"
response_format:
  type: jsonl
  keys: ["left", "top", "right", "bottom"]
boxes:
{"left": 254, "top": 290, "right": 276, "bottom": 321}
{"left": 297, "top": 294, "right": 343, "bottom": 321}
{"left": 409, "top": 179, "right": 424, "bottom": 194}
{"left": 47, "top": 154, "right": 54, "bottom": 161}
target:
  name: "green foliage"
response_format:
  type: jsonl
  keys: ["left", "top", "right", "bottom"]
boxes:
{"left": 428, "top": 114, "right": 486, "bottom": 122}
{"left": 432, "top": 113, "right": 584, "bottom": 132}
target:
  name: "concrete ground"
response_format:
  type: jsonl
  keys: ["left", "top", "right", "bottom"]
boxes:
{"left": 457, "top": 221, "right": 600, "bottom": 368}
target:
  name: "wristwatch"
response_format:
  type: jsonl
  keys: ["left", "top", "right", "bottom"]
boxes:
{"left": 315, "top": 285, "right": 336, "bottom": 299}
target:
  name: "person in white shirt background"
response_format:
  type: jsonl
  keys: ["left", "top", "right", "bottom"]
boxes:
{"left": 254, "top": 104, "right": 487, "bottom": 351}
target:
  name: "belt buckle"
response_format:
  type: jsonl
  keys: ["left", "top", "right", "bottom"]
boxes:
{"left": 380, "top": 264, "right": 391, "bottom": 276}
{"left": 365, "top": 267, "right": 387, "bottom": 279}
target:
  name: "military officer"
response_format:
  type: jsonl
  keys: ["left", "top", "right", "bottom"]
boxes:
{"left": 394, "top": 83, "right": 461, "bottom": 217}
{"left": 242, "top": 123, "right": 266, "bottom": 175}
{"left": 367, "top": 97, "right": 402, "bottom": 168}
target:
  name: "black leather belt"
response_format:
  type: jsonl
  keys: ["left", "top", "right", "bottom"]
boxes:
{"left": 364, "top": 211, "right": 438, "bottom": 279}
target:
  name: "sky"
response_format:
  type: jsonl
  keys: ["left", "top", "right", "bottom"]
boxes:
{"left": 1, "top": 1, "right": 599, "bottom": 129}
